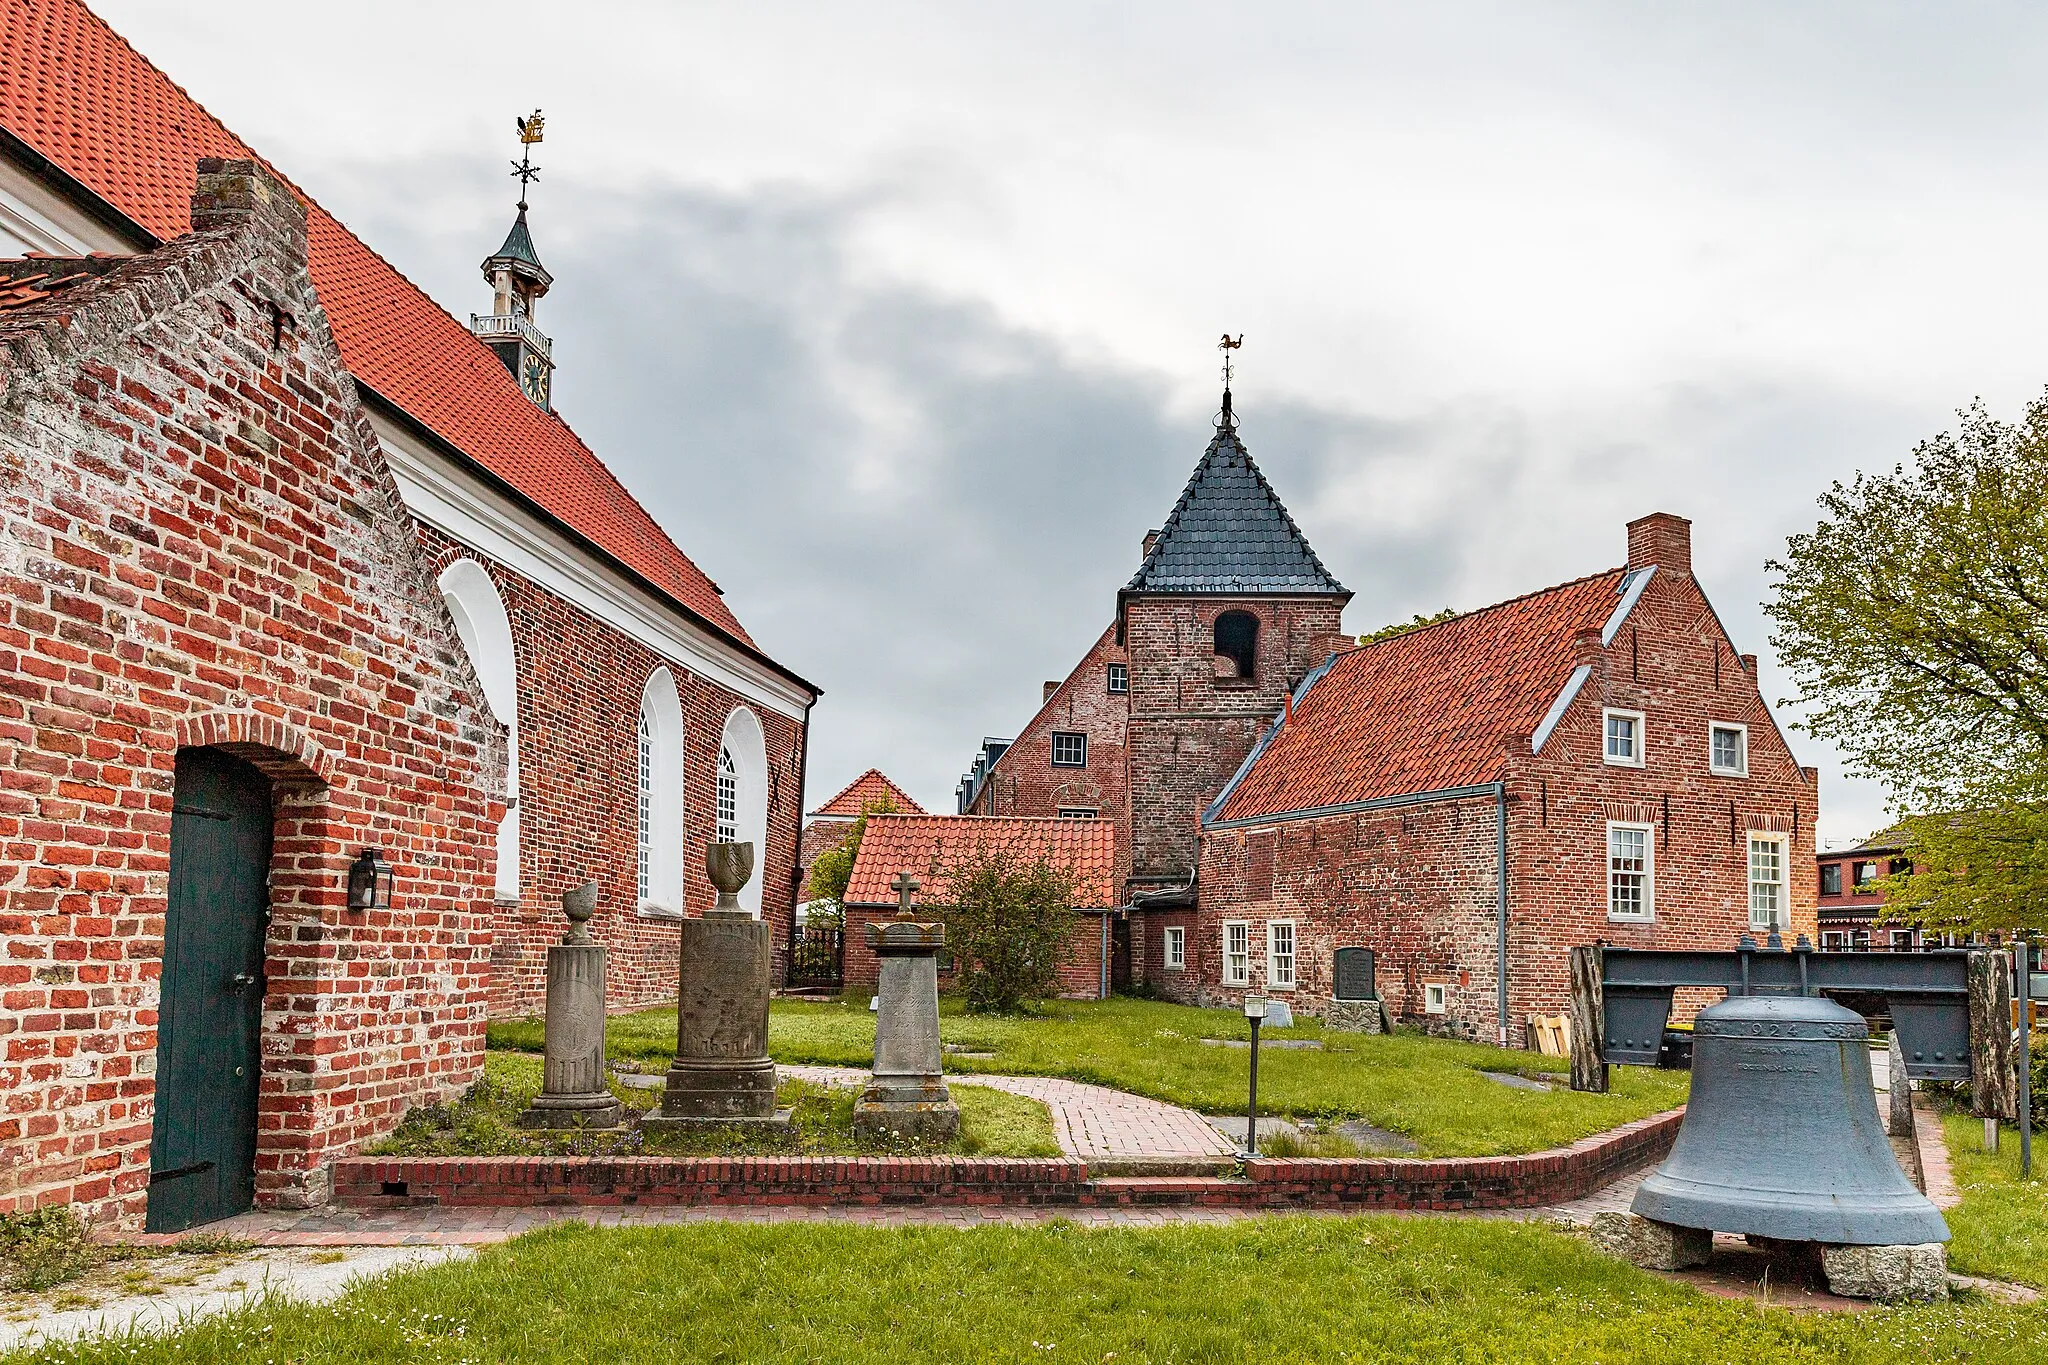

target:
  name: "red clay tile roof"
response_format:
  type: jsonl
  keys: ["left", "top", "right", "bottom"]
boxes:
{"left": 0, "top": 254, "right": 106, "bottom": 313}
{"left": 1213, "top": 568, "right": 1631, "bottom": 823}
{"left": 845, "top": 814, "right": 1118, "bottom": 908}
{"left": 0, "top": 0, "right": 756, "bottom": 647}
{"left": 810, "top": 769, "right": 926, "bottom": 819}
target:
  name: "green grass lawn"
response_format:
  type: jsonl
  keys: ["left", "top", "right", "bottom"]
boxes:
{"left": 368, "top": 1052, "right": 1058, "bottom": 1159}
{"left": 20, "top": 1214, "right": 2047, "bottom": 1365}
{"left": 490, "top": 997, "right": 1686, "bottom": 1157}
{"left": 1941, "top": 1111, "right": 2048, "bottom": 1287}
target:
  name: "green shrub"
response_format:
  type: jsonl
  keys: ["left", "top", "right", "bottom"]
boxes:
{"left": 937, "top": 845, "right": 1080, "bottom": 1013}
{"left": 0, "top": 1206, "right": 102, "bottom": 1292}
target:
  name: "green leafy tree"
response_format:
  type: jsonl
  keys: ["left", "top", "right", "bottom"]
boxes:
{"left": 1766, "top": 392, "right": 2048, "bottom": 933}
{"left": 803, "top": 796, "right": 899, "bottom": 927}
{"left": 935, "top": 844, "right": 1080, "bottom": 1013}
{"left": 1358, "top": 608, "right": 1458, "bottom": 646}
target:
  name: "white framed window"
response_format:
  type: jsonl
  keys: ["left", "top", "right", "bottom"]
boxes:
{"left": 439, "top": 560, "right": 521, "bottom": 902}
{"left": 1424, "top": 982, "right": 1447, "bottom": 1014}
{"left": 1056, "top": 807, "right": 1100, "bottom": 819}
{"left": 637, "top": 712, "right": 653, "bottom": 902}
{"left": 1709, "top": 722, "right": 1748, "bottom": 776}
{"left": 1822, "top": 930, "right": 1849, "bottom": 950}
{"left": 1607, "top": 821, "right": 1654, "bottom": 920}
{"left": 1267, "top": 921, "right": 1296, "bottom": 990}
{"left": 1164, "top": 926, "right": 1186, "bottom": 970}
{"left": 1890, "top": 929, "right": 1915, "bottom": 951}
{"left": 1051, "top": 731, "right": 1087, "bottom": 767}
{"left": 1222, "top": 921, "right": 1250, "bottom": 986}
{"left": 1603, "top": 709, "right": 1645, "bottom": 767}
{"left": 1749, "top": 834, "right": 1787, "bottom": 932}
{"left": 1106, "top": 663, "right": 1128, "bottom": 694}
{"left": 716, "top": 747, "right": 739, "bottom": 844}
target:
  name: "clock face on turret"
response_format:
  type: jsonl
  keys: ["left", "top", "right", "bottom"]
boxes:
{"left": 521, "top": 351, "right": 550, "bottom": 409}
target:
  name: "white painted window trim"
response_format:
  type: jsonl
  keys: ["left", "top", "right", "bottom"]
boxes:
{"left": 1423, "top": 982, "right": 1448, "bottom": 1015}
{"left": 636, "top": 667, "right": 687, "bottom": 918}
{"left": 718, "top": 706, "right": 772, "bottom": 917}
{"left": 438, "top": 559, "right": 522, "bottom": 904}
{"left": 1106, "top": 663, "right": 1129, "bottom": 694}
{"left": 1607, "top": 820, "right": 1656, "bottom": 922}
{"left": 1709, "top": 721, "right": 1749, "bottom": 777}
{"left": 1266, "top": 920, "right": 1296, "bottom": 991}
{"left": 1222, "top": 920, "right": 1250, "bottom": 986}
{"left": 1602, "top": 708, "right": 1646, "bottom": 768}
{"left": 1748, "top": 833, "right": 1788, "bottom": 932}
{"left": 1056, "top": 807, "right": 1100, "bottom": 819}
{"left": 1164, "top": 926, "right": 1186, "bottom": 971}
{"left": 1050, "top": 731, "right": 1088, "bottom": 767}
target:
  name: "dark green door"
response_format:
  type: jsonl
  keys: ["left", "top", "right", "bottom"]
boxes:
{"left": 147, "top": 748, "right": 272, "bottom": 1233}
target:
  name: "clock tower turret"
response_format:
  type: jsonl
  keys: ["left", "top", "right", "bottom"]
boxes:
{"left": 471, "top": 110, "right": 555, "bottom": 411}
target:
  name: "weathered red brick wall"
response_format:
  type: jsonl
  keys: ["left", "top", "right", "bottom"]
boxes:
{"left": 1193, "top": 536, "right": 1817, "bottom": 1044}
{"left": 0, "top": 162, "right": 502, "bottom": 1224}
{"left": 968, "top": 624, "right": 1130, "bottom": 882}
{"left": 843, "top": 905, "right": 1109, "bottom": 999}
{"left": 1129, "top": 907, "right": 1197, "bottom": 997}
{"left": 1125, "top": 596, "right": 1348, "bottom": 890}
{"left": 413, "top": 530, "right": 807, "bottom": 1018}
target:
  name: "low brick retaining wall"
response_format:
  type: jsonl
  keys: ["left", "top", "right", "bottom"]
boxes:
{"left": 332, "top": 1109, "right": 1681, "bottom": 1213}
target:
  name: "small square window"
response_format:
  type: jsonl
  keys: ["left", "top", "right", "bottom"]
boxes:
{"left": 1106, "top": 663, "right": 1128, "bottom": 694}
{"left": 1710, "top": 723, "right": 1747, "bottom": 776}
{"left": 1603, "top": 709, "right": 1644, "bottom": 767}
{"left": 1222, "top": 921, "right": 1249, "bottom": 986}
{"left": 1423, "top": 982, "right": 1447, "bottom": 1015}
{"left": 1050, "top": 731, "right": 1087, "bottom": 767}
{"left": 1820, "top": 863, "right": 1841, "bottom": 896}
{"left": 1608, "top": 821, "right": 1654, "bottom": 920}
{"left": 1164, "top": 926, "right": 1185, "bottom": 970}
{"left": 1056, "top": 806, "right": 1099, "bottom": 819}
{"left": 1854, "top": 860, "right": 1878, "bottom": 889}
{"left": 1267, "top": 921, "right": 1295, "bottom": 991}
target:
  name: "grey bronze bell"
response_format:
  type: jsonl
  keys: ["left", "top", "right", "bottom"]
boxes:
{"left": 1632, "top": 992, "right": 1949, "bottom": 1246}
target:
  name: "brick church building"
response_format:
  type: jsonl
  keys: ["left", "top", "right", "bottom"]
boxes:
{"left": 960, "top": 392, "right": 1817, "bottom": 1034}
{"left": 0, "top": 3, "right": 815, "bottom": 1228}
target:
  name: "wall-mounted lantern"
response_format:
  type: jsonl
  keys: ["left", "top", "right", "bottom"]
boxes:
{"left": 347, "top": 848, "right": 395, "bottom": 911}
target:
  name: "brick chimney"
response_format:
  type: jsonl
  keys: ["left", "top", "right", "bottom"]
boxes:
{"left": 1142, "top": 529, "right": 1161, "bottom": 559}
{"left": 1043, "top": 681, "right": 1060, "bottom": 703}
{"left": 191, "top": 158, "right": 308, "bottom": 270}
{"left": 1626, "top": 512, "right": 1691, "bottom": 575}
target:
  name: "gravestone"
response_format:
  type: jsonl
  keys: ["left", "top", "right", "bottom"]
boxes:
{"left": 643, "top": 842, "right": 789, "bottom": 1133}
{"left": 1333, "top": 948, "right": 1376, "bottom": 1001}
{"left": 1324, "top": 947, "right": 1388, "bottom": 1033}
{"left": 518, "top": 881, "right": 625, "bottom": 1130}
{"left": 853, "top": 872, "right": 960, "bottom": 1144}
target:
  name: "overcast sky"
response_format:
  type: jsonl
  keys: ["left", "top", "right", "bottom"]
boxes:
{"left": 95, "top": 1, "right": 2048, "bottom": 842}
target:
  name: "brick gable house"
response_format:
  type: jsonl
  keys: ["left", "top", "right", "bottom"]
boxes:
{"left": 798, "top": 767, "right": 923, "bottom": 920}
{"left": 1192, "top": 514, "right": 1819, "bottom": 1043}
{"left": 842, "top": 814, "right": 1120, "bottom": 998}
{"left": 0, "top": 160, "right": 503, "bottom": 1227}
{"left": 0, "top": 0, "right": 818, "bottom": 1036}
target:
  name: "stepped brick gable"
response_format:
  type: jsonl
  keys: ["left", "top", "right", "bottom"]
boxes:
{"left": 0, "top": 160, "right": 502, "bottom": 1223}
{"left": 1193, "top": 513, "right": 1819, "bottom": 1042}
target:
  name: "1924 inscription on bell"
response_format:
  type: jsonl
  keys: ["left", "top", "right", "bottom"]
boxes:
{"left": 1333, "top": 947, "right": 1376, "bottom": 1002}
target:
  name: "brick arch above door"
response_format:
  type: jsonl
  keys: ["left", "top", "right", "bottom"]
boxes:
{"left": 173, "top": 710, "right": 335, "bottom": 790}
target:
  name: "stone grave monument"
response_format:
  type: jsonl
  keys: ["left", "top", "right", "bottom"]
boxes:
{"left": 1324, "top": 946, "right": 1391, "bottom": 1034}
{"left": 853, "top": 871, "right": 960, "bottom": 1144}
{"left": 642, "top": 841, "right": 790, "bottom": 1134}
{"left": 519, "top": 880, "right": 625, "bottom": 1130}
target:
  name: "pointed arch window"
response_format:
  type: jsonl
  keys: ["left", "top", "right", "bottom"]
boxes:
{"left": 717, "top": 748, "right": 739, "bottom": 845}
{"left": 438, "top": 560, "right": 520, "bottom": 903}
{"left": 636, "top": 668, "right": 686, "bottom": 915}
{"left": 717, "top": 708, "right": 771, "bottom": 916}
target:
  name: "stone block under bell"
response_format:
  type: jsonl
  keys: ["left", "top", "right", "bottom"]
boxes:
{"left": 1631, "top": 993, "right": 1949, "bottom": 1247}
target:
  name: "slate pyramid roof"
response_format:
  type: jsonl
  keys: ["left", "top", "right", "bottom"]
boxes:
{"left": 1125, "top": 399, "right": 1348, "bottom": 597}
{"left": 483, "top": 208, "right": 550, "bottom": 286}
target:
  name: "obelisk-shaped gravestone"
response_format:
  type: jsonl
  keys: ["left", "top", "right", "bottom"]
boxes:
{"left": 643, "top": 842, "right": 788, "bottom": 1131}
{"left": 519, "top": 881, "right": 625, "bottom": 1129}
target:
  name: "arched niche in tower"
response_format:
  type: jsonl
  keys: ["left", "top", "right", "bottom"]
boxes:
{"left": 1214, "top": 610, "right": 1259, "bottom": 680}
{"left": 717, "top": 706, "right": 771, "bottom": 918}
{"left": 437, "top": 560, "right": 520, "bottom": 902}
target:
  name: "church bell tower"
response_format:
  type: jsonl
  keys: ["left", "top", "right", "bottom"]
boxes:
{"left": 471, "top": 110, "right": 555, "bottom": 411}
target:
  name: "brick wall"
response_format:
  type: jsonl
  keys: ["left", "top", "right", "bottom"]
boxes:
{"left": 969, "top": 624, "right": 1129, "bottom": 881}
{"left": 413, "top": 530, "right": 806, "bottom": 1018}
{"left": 1193, "top": 539, "right": 1817, "bottom": 1043}
{"left": 1125, "top": 595, "right": 1348, "bottom": 888}
{"left": 0, "top": 162, "right": 503, "bottom": 1223}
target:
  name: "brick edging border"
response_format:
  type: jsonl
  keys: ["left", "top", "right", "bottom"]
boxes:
{"left": 331, "top": 1108, "right": 1682, "bottom": 1213}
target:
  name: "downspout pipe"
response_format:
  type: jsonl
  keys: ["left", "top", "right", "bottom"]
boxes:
{"left": 1100, "top": 911, "right": 1111, "bottom": 1000}
{"left": 1494, "top": 780, "right": 1509, "bottom": 1046}
{"left": 785, "top": 695, "right": 816, "bottom": 982}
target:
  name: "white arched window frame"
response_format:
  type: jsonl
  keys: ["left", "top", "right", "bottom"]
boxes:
{"left": 438, "top": 560, "right": 520, "bottom": 902}
{"left": 639, "top": 667, "right": 686, "bottom": 917}
{"left": 717, "top": 706, "right": 771, "bottom": 917}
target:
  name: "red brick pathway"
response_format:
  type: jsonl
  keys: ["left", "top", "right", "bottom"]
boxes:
{"left": 784, "top": 1065, "right": 1238, "bottom": 1160}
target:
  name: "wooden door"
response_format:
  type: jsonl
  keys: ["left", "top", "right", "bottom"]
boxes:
{"left": 146, "top": 748, "right": 272, "bottom": 1232}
